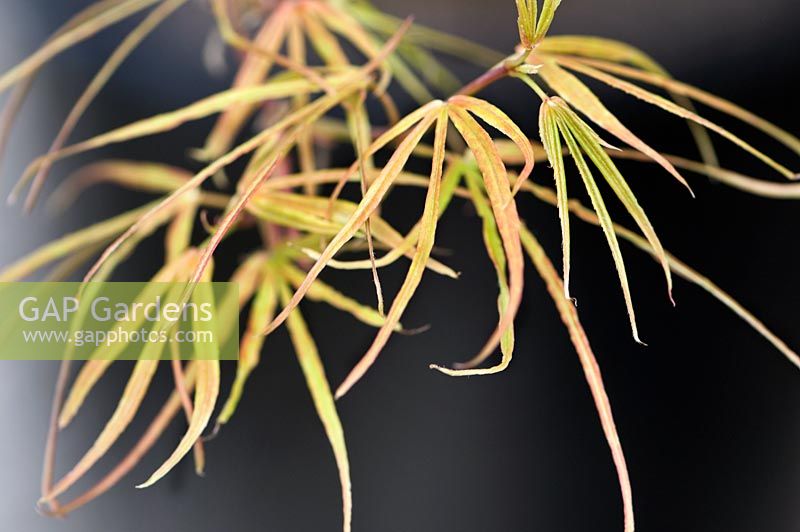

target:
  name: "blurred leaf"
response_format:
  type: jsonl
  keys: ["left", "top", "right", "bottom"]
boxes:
{"left": 0, "top": 0, "right": 161, "bottom": 94}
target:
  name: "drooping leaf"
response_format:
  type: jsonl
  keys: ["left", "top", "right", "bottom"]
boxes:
{"left": 58, "top": 251, "right": 196, "bottom": 428}
{"left": 25, "top": 0, "right": 189, "bottom": 210}
{"left": 556, "top": 58, "right": 797, "bottom": 178}
{"left": 524, "top": 182, "right": 800, "bottom": 369}
{"left": 539, "top": 99, "right": 571, "bottom": 298}
{"left": 0, "top": 0, "right": 161, "bottom": 94}
{"left": 0, "top": 201, "right": 156, "bottom": 281}
{"left": 217, "top": 266, "right": 277, "bottom": 425}
{"left": 42, "top": 350, "right": 162, "bottom": 502}
{"left": 279, "top": 281, "right": 352, "bottom": 532}
{"left": 431, "top": 168, "right": 514, "bottom": 376}
{"left": 444, "top": 105, "right": 524, "bottom": 370}
{"left": 48, "top": 160, "right": 190, "bottom": 214}
{"left": 202, "top": 1, "right": 293, "bottom": 159}
{"left": 537, "top": 35, "right": 718, "bottom": 165}
{"left": 82, "top": 85, "right": 363, "bottom": 285}
{"left": 557, "top": 55, "right": 800, "bottom": 160}
{"left": 349, "top": 2, "right": 503, "bottom": 67}
{"left": 137, "top": 277, "right": 221, "bottom": 489}
{"left": 0, "top": 0, "right": 132, "bottom": 165}
{"left": 50, "top": 362, "right": 198, "bottom": 516}
{"left": 519, "top": 225, "right": 634, "bottom": 532}
{"left": 449, "top": 95, "right": 535, "bottom": 196}
{"left": 263, "top": 103, "right": 443, "bottom": 337}
{"left": 554, "top": 100, "right": 673, "bottom": 303}
{"left": 537, "top": 60, "right": 693, "bottom": 193}
{"left": 336, "top": 107, "right": 448, "bottom": 398}
{"left": 281, "top": 263, "right": 392, "bottom": 329}
{"left": 609, "top": 149, "right": 800, "bottom": 199}
{"left": 555, "top": 110, "right": 644, "bottom": 343}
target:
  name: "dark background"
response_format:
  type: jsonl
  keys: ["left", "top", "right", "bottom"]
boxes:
{"left": 1, "top": 1, "right": 799, "bottom": 531}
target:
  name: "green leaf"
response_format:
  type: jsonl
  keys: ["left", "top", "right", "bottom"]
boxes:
{"left": 525, "top": 182, "right": 800, "bottom": 370}
{"left": 281, "top": 263, "right": 393, "bottom": 329}
{"left": 554, "top": 109, "right": 644, "bottom": 344}
{"left": 554, "top": 100, "right": 673, "bottom": 305}
{"left": 560, "top": 55, "right": 800, "bottom": 162}
{"left": 217, "top": 265, "right": 276, "bottom": 425}
{"left": 534, "top": 0, "right": 563, "bottom": 43}
{"left": 539, "top": 100, "right": 571, "bottom": 298}
{"left": 515, "top": 0, "right": 537, "bottom": 47}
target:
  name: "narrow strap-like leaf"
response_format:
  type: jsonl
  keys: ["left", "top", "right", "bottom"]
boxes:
{"left": 263, "top": 105, "right": 442, "bottom": 337}
{"left": 137, "top": 278, "right": 221, "bottom": 489}
{"left": 537, "top": 36, "right": 718, "bottom": 165}
{"left": 556, "top": 114, "right": 644, "bottom": 344}
{"left": 538, "top": 60, "right": 693, "bottom": 193}
{"left": 515, "top": 0, "right": 537, "bottom": 47}
{"left": 81, "top": 85, "right": 360, "bottom": 285}
{"left": 557, "top": 59, "right": 797, "bottom": 178}
{"left": 0, "top": 201, "right": 156, "bottom": 281}
{"left": 48, "top": 160, "right": 190, "bottom": 214}
{"left": 281, "top": 263, "right": 392, "bottom": 329}
{"left": 525, "top": 182, "right": 800, "bottom": 370}
{"left": 539, "top": 100, "right": 571, "bottom": 298}
{"left": 0, "top": 0, "right": 161, "bottom": 94}
{"left": 217, "top": 267, "right": 277, "bottom": 425}
{"left": 25, "top": 0, "right": 189, "bottom": 210}
{"left": 279, "top": 281, "right": 353, "bottom": 532}
{"left": 556, "top": 54, "right": 800, "bottom": 160}
{"left": 335, "top": 107, "right": 448, "bottom": 398}
{"left": 202, "top": 1, "right": 293, "bottom": 158}
{"left": 520, "top": 225, "right": 634, "bottom": 532}
{"left": 533, "top": 0, "right": 563, "bottom": 43}
{"left": 555, "top": 101, "right": 673, "bottom": 303}
{"left": 431, "top": 168, "right": 514, "bottom": 376}
{"left": 42, "top": 351, "right": 162, "bottom": 503}
{"left": 449, "top": 95, "right": 535, "bottom": 196}
{"left": 446, "top": 106, "right": 524, "bottom": 369}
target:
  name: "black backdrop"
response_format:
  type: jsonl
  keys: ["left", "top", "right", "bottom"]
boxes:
{"left": 1, "top": 1, "right": 799, "bottom": 531}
